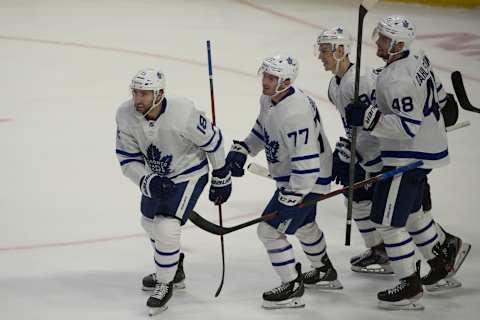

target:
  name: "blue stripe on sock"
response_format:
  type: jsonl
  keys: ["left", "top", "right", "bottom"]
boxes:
{"left": 272, "top": 259, "right": 295, "bottom": 267}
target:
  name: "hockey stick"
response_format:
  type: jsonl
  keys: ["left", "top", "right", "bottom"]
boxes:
{"left": 189, "top": 161, "right": 423, "bottom": 236}
{"left": 206, "top": 41, "right": 226, "bottom": 298}
{"left": 446, "top": 120, "right": 470, "bottom": 132}
{"left": 347, "top": 0, "right": 378, "bottom": 246}
{"left": 451, "top": 71, "right": 480, "bottom": 114}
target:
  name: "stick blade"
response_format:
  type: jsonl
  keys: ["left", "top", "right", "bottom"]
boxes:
{"left": 451, "top": 71, "right": 480, "bottom": 113}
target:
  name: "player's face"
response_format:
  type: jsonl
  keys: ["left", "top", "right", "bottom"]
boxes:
{"left": 318, "top": 43, "right": 336, "bottom": 72}
{"left": 375, "top": 34, "right": 392, "bottom": 60}
{"left": 132, "top": 89, "right": 155, "bottom": 114}
{"left": 261, "top": 72, "right": 279, "bottom": 96}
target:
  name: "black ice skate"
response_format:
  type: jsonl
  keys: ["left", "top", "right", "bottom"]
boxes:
{"left": 422, "top": 232, "right": 471, "bottom": 292}
{"left": 143, "top": 253, "right": 186, "bottom": 291}
{"left": 147, "top": 282, "right": 173, "bottom": 316}
{"left": 262, "top": 263, "right": 305, "bottom": 309}
{"left": 302, "top": 254, "right": 343, "bottom": 289}
{"left": 350, "top": 243, "right": 393, "bottom": 275}
{"left": 377, "top": 261, "right": 424, "bottom": 311}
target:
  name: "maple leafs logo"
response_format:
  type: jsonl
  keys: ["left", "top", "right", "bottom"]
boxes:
{"left": 264, "top": 131, "right": 280, "bottom": 164}
{"left": 146, "top": 144, "right": 172, "bottom": 175}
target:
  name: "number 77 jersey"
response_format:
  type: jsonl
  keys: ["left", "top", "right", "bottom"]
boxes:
{"left": 243, "top": 87, "right": 332, "bottom": 196}
{"left": 372, "top": 50, "right": 449, "bottom": 169}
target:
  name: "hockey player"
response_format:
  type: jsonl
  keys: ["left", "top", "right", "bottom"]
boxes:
{"left": 226, "top": 54, "right": 342, "bottom": 310}
{"left": 115, "top": 68, "right": 232, "bottom": 315}
{"left": 314, "top": 26, "right": 391, "bottom": 275}
{"left": 345, "top": 15, "right": 471, "bottom": 310}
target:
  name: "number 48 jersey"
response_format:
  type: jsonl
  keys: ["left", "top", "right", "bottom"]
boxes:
{"left": 243, "top": 87, "right": 332, "bottom": 196}
{"left": 373, "top": 50, "right": 449, "bottom": 169}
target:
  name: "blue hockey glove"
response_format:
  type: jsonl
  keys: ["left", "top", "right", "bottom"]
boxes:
{"left": 273, "top": 189, "right": 304, "bottom": 221}
{"left": 345, "top": 101, "right": 381, "bottom": 131}
{"left": 209, "top": 165, "right": 232, "bottom": 205}
{"left": 225, "top": 140, "right": 249, "bottom": 177}
{"left": 140, "top": 173, "right": 175, "bottom": 199}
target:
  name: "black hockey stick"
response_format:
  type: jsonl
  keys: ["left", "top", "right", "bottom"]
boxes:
{"left": 206, "top": 40, "right": 227, "bottom": 298}
{"left": 451, "top": 71, "right": 480, "bottom": 113}
{"left": 189, "top": 161, "right": 423, "bottom": 236}
{"left": 347, "top": 0, "right": 378, "bottom": 246}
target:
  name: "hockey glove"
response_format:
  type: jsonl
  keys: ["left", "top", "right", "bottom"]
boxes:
{"left": 209, "top": 165, "right": 232, "bottom": 205}
{"left": 225, "top": 140, "right": 249, "bottom": 177}
{"left": 345, "top": 101, "right": 381, "bottom": 131}
{"left": 140, "top": 173, "right": 175, "bottom": 199}
{"left": 332, "top": 137, "right": 364, "bottom": 186}
{"left": 273, "top": 189, "right": 304, "bottom": 221}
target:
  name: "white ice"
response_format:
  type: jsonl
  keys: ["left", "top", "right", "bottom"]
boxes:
{"left": 1, "top": 1, "right": 479, "bottom": 319}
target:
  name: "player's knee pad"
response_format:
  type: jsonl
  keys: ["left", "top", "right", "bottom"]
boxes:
{"left": 257, "top": 222, "right": 286, "bottom": 246}
{"left": 351, "top": 200, "right": 371, "bottom": 219}
{"left": 295, "top": 222, "right": 322, "bottom": 243}
{"left": 151, "top": 215, "right": 181, "bottom": 248}
{"left": 141, "top": 216, "right": 154, "bottom": 238}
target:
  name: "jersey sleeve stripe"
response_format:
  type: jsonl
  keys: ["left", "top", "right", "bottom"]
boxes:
{"left": 363, "top": 156, "right": 382, "bottom": 167}
{"left": 291, "top": 153, "right": 320, "bottom": 162}
{"left": 171, "top": 159, "right": 209, "bottom": 179}
{"left": 291, "top": 168, "right": 320, "bottom": 174}
{"left": 381, "top": 149, "right": 448, "bottom": 160}
{"left": 116, "top": 149, "right": 143, "bottom": 157}
{"left": 251, "top": 128, "right": 265, "bottom": 142}
{"left": 120, "top": 158, "right": 145, "bottom": 166}
{"left": 198, "top": 126, "right": 217, "bottom": 148}
{"left": 436, "top": 84, "right": 443, "bottom": 92}
{"left": 316, "top": 176, "right": 332, "bottom": 185}
{"left": 205, "top": 130, "right": 223, "bottom": 153}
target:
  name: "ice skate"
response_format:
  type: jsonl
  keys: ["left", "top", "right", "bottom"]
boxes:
{"left": 350, "top": 243, "right": 393, "bottom": 275}
{"left": 302, "top": 254, "right": 343, "bottom": 289}
{"left": 422, "top": 233, "right": 470, "bottom": 292}
{"left": 262, "top": 263, "right": 305, "bottom": 309}
{"left": 143, "top": 253, "right": 186, "bottom": 291}
{"left": 147, "top": 282, "right": 173, "bottom": 316}
{"left": 377, "top": 261, "right": 424, "bottom": 311}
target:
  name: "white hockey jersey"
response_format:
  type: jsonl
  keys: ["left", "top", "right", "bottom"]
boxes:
{"left": 115, "top": 96, "right": 226, "bottom": 187}
{"left": 243, "top": 87, "right": 332, "bottom": 196}
{"left": 373, "top": 50, "right": 449, "bottom": 169}
{"left": 327, "top": 64, "right": 383, "bottom": 173}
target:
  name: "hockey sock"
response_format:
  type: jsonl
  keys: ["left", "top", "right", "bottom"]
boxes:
{"left": 152, "top": 216, "right": 181, "bottom": 283}
{"left": 375, "top": 224, "right": 416, "bottom": 279}
{"left": 350, "top": 200, "right": 382, "bottom": 248}
{"left": 257, "top": 222, "right": 297, "bottom": 283}
{"left": 295, "top": 222, "right": 327, "bottom": 268}
{"left": 406, "top": 210, "right": 439, "bottom": 261}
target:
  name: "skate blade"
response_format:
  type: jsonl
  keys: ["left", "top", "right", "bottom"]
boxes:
{"left": 425, "top": 277, "right": 462, "bottom": 292}
{"left": 450, "top": 242, "right": 471, "bottom": 277}
{"left": 351, "top": 264, "right": 394, "bottom": 275}
{"left": 173, "top": 281, "right": 186, "bottom": 289}
{"left": 378, "top": 300, "right": 424, "bottom": 311}
{"left": 262, "top": 297, "right": 305, "bottom": 309}
{"left": 148, "top": 305, "right": 168, "bottom": 316}
{"left": 305, "top": 279, "right": 343, "bottom": 290}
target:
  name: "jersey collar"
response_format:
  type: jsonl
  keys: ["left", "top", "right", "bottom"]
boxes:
{"left": 271, "top": 86, "right": 295, "bottom": 106}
